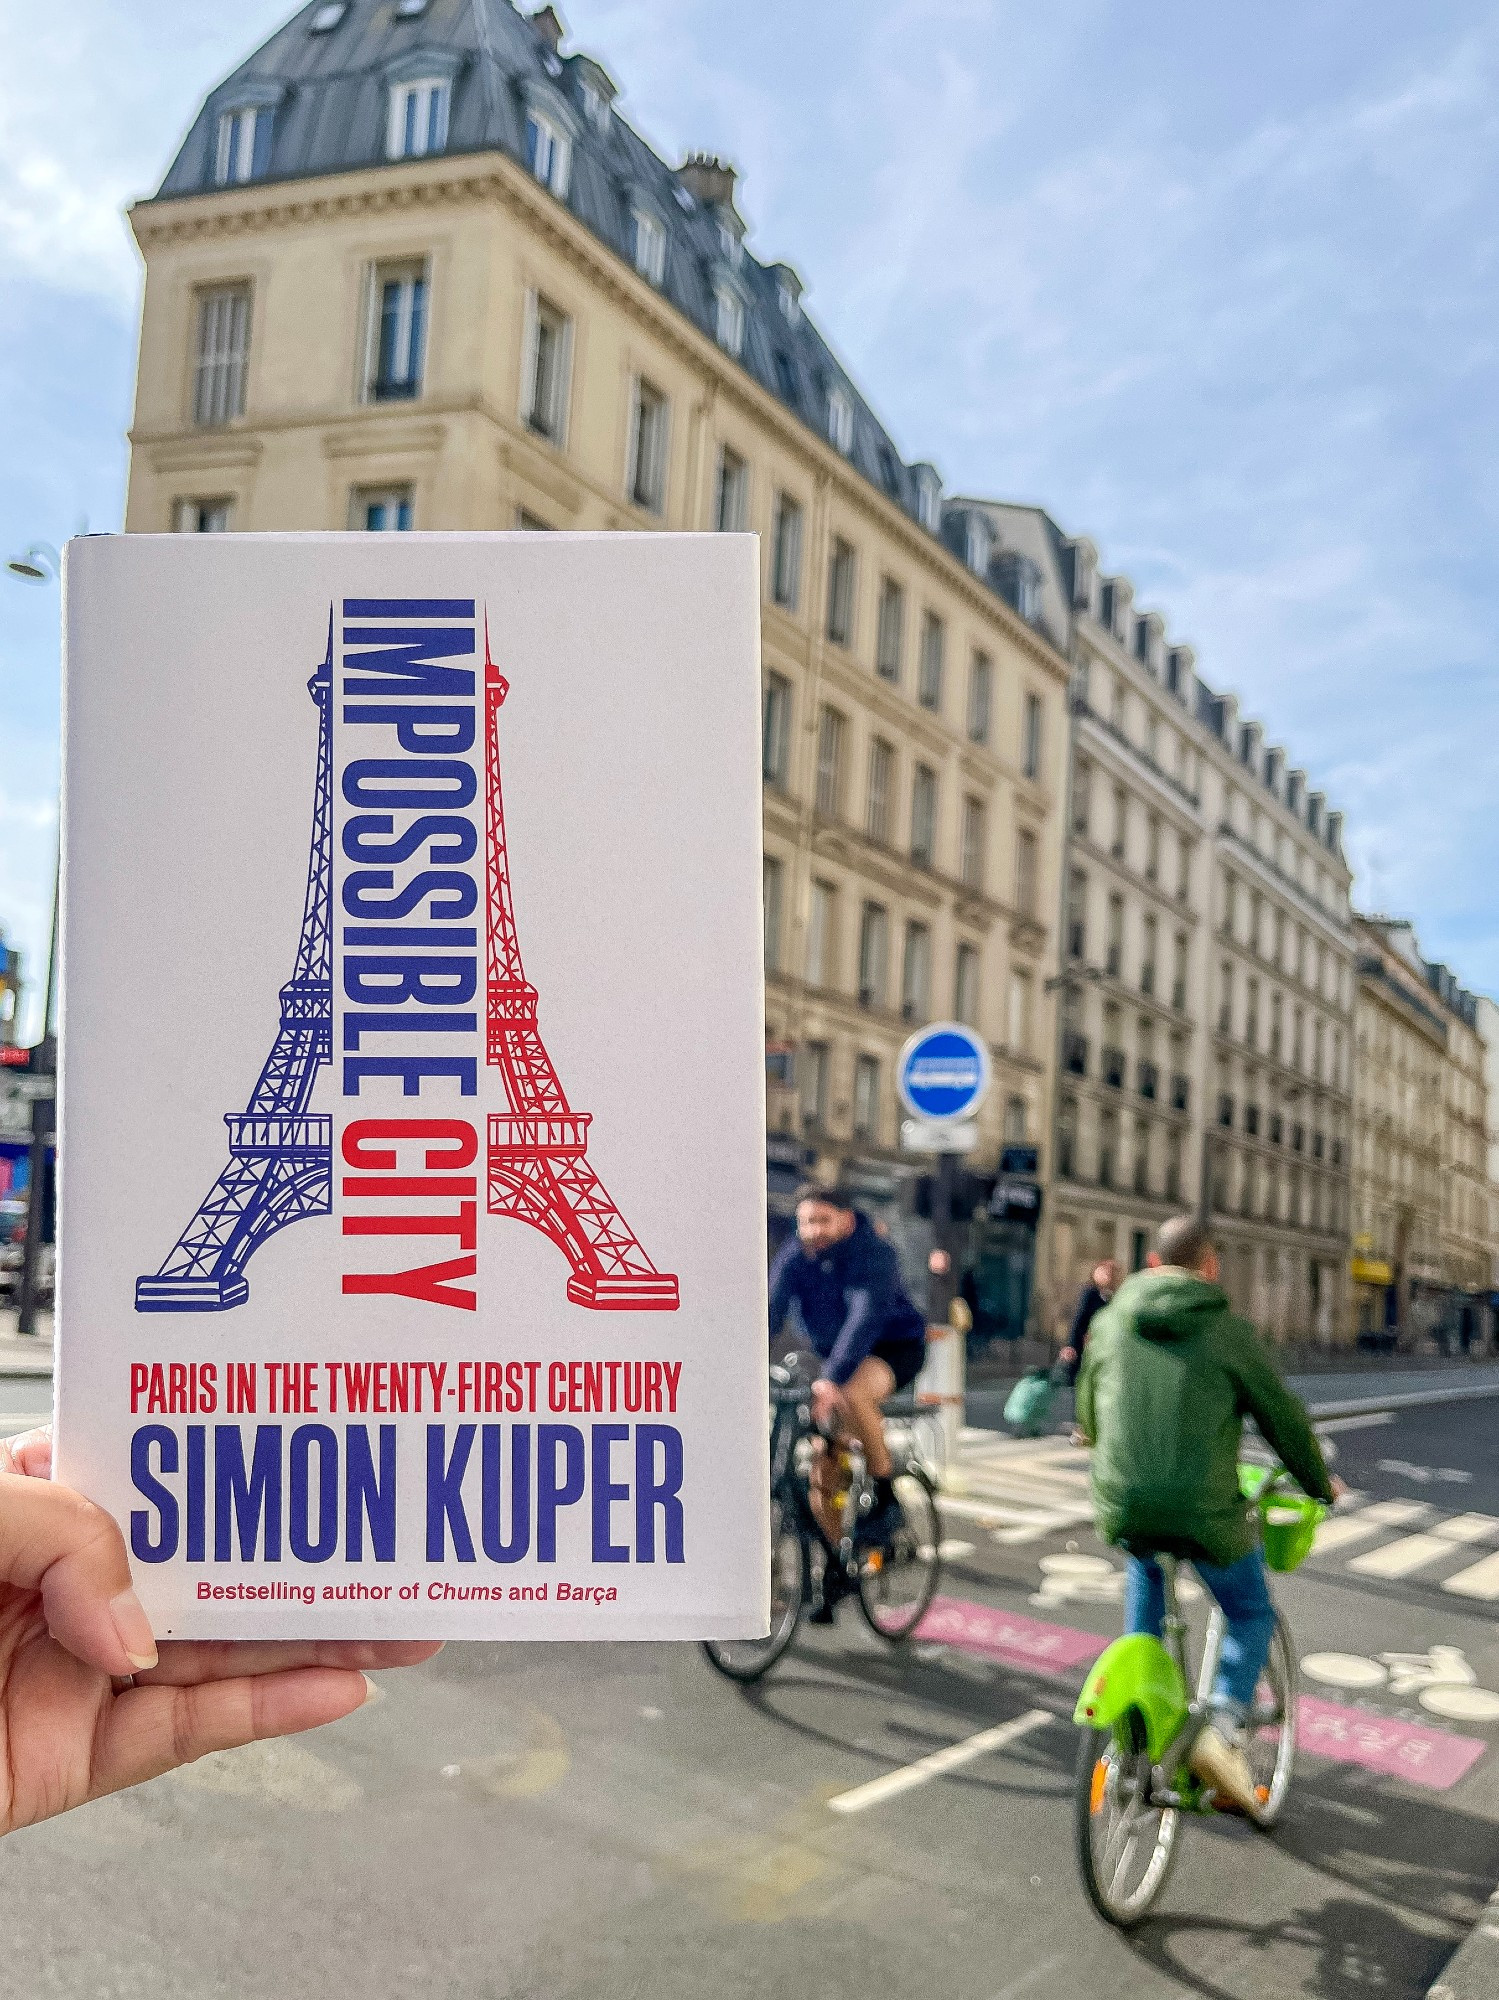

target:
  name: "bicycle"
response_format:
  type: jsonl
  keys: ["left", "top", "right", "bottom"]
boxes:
{"left": 702, "top": 1357, "right": 943, "bottom": 1683}
{"left": 1071, "top": 1463, "right": 1325, "bottom": 1927}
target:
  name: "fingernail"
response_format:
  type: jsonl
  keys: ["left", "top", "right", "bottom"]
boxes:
{"left": 109, "top": 1588, "right": 158, "bottom": 1671}
{"left": 360, "top": 1673, "right": 383, "bottom": 1706}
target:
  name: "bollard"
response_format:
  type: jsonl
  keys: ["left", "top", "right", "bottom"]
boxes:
{"left": 915, "top": 1304, "right": 968, "bottom": 1490}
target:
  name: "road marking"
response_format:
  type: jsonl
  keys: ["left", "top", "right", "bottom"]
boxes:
{"left": 1315, "top": 1412, "right": 1396, "bottom": 1434}
{"left": 827, "top": 1708, "right": 1052, "bottom": 1815}
{"left": 1312, "top": 1499, "right": 1430, "bottom": 1554}
{"left": 1296, "top": 1696, "right": 1485, "bottom": 1789}
{"left": 1349, "top": 1517, "right": 1499, "bottom": 1578}
{"left": 1443, "top": 1551, "right": 1499, "bottom": 1601}
{"left": 1304, "top": 1652, "right": 1389, "bottom": 1690}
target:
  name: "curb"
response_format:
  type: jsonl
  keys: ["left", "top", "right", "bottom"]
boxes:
{"left": 1307, "top": 1382, "right": 1499, "bottom": 1420}
{"left": 1428, "top": 1887, "right": 1499, "bottom": 1999}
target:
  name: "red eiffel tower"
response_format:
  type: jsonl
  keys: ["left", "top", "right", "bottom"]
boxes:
{"left": 483, "top": 623, "right": 679, "bottom": 1310}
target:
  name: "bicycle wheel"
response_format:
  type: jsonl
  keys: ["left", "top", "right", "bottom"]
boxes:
{"left": 856, "top": 1467, "right": 941, "bottom": 1642}
{"left": 701, "top": 1499, "right": 807, "bottom": 1683}
{"left": 1074, "top": 1722, "right": 1180, "bottom": 1928}
{"left": 1243, "top": 1614, "right": 1297, "bottom": 1827}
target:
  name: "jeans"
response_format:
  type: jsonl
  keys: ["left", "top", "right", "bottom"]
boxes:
{"left": 1124, "top": 1548, "right": 1276, "bottom": 1718}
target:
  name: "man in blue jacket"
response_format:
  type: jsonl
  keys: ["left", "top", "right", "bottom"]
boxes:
{"left": 769, "top": 1185, "right": 927, "bottom": 1557}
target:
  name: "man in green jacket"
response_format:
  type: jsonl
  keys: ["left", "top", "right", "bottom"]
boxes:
{"left": 1076, "top": 1214, "right": 1341, "bottom": 1811}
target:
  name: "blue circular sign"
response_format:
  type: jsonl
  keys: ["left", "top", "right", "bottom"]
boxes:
{"left": 897, "top": 1022, "right": 991, "bottom": 1123}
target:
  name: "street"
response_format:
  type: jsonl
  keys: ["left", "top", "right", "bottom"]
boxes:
{"left": 2, "top": 1376, "right": 1496, "bottom": 1998}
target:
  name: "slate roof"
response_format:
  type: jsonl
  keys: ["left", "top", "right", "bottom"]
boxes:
{"left": 152, "top": 0, "right": 965, "bottom": 555}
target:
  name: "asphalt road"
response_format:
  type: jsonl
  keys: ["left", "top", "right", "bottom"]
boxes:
{"left": 2, "top": 1388, "right": 1498, "bottom": 1998}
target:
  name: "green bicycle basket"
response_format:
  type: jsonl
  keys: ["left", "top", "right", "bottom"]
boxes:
{"left": 1238, "top": 1464, "right": 1326, "bottom": 1573}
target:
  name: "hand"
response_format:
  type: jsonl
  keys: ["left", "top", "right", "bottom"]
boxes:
{"left": 1058, "top": 1347, "right": 1078, "bottom": 1367}
{"left": 810, "top": 1379, "right": 846, "bottom": 1430}
{"left": 0, "top": 1429, "right": 441, "bottom": 1836}
{"left": 1329, "top": 1474, "right": 1350, "bottom": 1503}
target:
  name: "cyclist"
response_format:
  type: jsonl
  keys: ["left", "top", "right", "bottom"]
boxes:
{"left": 1075, "top": 1213, "right": 1341, "bottom": 1813}
{"left": 768, "top": 1186, "right": 927, "bottom": 1576}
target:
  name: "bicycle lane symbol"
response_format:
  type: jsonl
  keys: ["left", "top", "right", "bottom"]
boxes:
{"left": 1302, "top": 1645, "right": 1499, "bottom": 1723}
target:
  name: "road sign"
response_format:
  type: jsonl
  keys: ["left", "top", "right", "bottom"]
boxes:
{"left": 896, "top": 1022, "right": 991, "bottom": 1124}
{"left": 901, "top": 1117, "right": 979, "bottom": 1154}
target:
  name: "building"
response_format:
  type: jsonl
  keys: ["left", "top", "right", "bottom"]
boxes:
{"left": 971, "top": 505, "right": 1356, "bottom": 1345}
{"left": 121, "top": 0, "right": 1071, "bottom": 1284}
{"left": 1421, "top": 952, "right": 1497, "bottom": 1348}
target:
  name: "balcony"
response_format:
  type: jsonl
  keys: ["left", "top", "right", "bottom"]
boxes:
{"left": 1138, "top": 1060, "right": 1159, "bottom": 1101}
{"left": 1103, "top": 1044, "right": 1126, "bottom": 1088}
{"left": 1063, "top": 1032, "right": 1090, "bottom": 1077}
{"left": 1170, "top": 1073, "right": 1190, "bottom": 1113}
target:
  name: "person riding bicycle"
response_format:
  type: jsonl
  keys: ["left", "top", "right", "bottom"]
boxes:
{"left": 768, "top": 1185, "right": 927, "bottom": 1570}
{"left": 1075, "top": 1214, "right": 1341, "bottom": 1813}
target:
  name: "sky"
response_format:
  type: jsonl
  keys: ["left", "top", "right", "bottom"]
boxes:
{"left": 1, "top": 0, "right": 1496, "bottom": 1039}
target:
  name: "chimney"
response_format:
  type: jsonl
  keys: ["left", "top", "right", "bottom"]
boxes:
{"left": 529, "top": 5, "right": 566, "bottom": 54}
{"left": 676, "top": 152, "right": 738, "bottom": 210}
{"left": 1326, "top": 808, "right": 1343, "bottom": 853}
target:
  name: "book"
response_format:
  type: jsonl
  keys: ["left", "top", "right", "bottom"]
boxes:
{"left": 56, "top": 532, "right": 769, "bottom": 1640}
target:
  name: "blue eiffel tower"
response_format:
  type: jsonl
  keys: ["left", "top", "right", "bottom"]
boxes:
{"left": 135, "top": 619, "right": 334, "bottom": 1311}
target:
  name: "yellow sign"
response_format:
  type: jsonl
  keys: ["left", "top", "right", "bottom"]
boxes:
{"left": 1351, "top": 1258, "right": 1393, "bottom": 1287}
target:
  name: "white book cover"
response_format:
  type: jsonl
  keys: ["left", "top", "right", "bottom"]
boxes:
{"left": 55, "top": 533, "right": 769, "bottom": 1641}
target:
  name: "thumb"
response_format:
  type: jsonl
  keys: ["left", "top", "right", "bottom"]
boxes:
{"left": 0, "top": 1471, "right": 157, "bottom": 1676}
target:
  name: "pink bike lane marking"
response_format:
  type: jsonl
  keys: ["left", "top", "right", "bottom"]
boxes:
{"left": 914, "top": 1595, "right": 1108, "bottom": 1676}
{"left": 1292, "top": 1696, "right": 1485, "bottom": 1791}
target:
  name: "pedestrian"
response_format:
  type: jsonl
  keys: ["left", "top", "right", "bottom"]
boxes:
{"left": 1059, "top": 1257, "right": 1121, "bottom": 1386}
{"left": 0, "top": 1426, "right": 440, "bottom": 1835}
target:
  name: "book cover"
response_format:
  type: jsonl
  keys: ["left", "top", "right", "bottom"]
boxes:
{"left": 55, "top": 532, "right": 769, "bottom": 1640}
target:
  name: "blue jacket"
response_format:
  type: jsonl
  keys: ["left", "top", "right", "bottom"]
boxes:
{"left": 768, "top": 1212, "right": 927, "bottom": 1386}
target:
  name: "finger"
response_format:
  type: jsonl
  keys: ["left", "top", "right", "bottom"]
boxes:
{"left": 140, "top": 1638, "right": 442, "bottom": 1686}
{"left": 92, "top": 1666, "right": 376, "bottom": 1799}
{"left": 0, "top": 1428, "right": 52, "bottom": 1479}
{"left": 0, "top": 1471, "right": 157, "bottom": 1676}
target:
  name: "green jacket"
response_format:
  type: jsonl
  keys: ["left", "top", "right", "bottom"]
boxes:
{"left": 1075, "top": 1268, "right": 1334, "bottom": 1567}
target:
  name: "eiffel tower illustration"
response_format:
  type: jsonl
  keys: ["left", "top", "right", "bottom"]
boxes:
{"left": 135, "top": 621, "right": 334, "bottom": 1310}
{"left": 483, "top": 627, "right": 678, "bottom": 1309}
{"left": 136, "top": 606, "right": 677, "bottom": 1314}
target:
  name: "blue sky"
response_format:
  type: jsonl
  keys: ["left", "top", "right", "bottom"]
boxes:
{"left": 2, "top": 0, "right": 1496, "bottom": 1037}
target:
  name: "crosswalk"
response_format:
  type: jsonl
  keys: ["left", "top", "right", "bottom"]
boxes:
{"left": 942, "top": 1429, "right": 1499, "bottom": 1599}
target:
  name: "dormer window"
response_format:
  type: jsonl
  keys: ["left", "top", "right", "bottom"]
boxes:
{"left": 309, "top": 3, "right": 346, "bottom": 29}
{"left": 718, "top": 221, "right": 744, "bottom": 269}
{"left": 215, "top": 104, "right": 271, "bottom": 186}
{"left": 394, "top": 0, "right": 428, "bottom": 14}
{"left": 916, "top": 469, "right": 941, "bottom": 533}
{"left": 525, "top": 110, "right": 572, "bottom": 196}
{"left": 631, "top": 206, "right": 666, "bottom": 286}
{"left": 777, "top": 281, "right": 800, "bottom": 326}
{"left": 964, "top": 513, "right": 993, "bottom": 576}
{"left": 387, "top": 77, "right": 450, "bottom": 160}
{"left": 828, "top": 385, "right": 854, "bottom": 455}
{"left": 580, "top": 80, "right": 605, "bottom": 126}
{"left": 715, "top": 285, "right": 745, "bottom": 358}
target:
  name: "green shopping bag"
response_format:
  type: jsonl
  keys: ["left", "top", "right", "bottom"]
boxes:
{"left": 1003, "top": 1366, "right": 1056, "bottom": 1437}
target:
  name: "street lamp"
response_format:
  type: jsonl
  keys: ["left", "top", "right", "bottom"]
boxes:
{"left": 5, "top": 543, "right": 60, "bottom": 585}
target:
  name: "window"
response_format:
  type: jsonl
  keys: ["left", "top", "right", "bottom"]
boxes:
{"left": 800, "top": 1041, "right": 829, "bottom": 1130}
{"left": 918, "top": 612, "right": 944, "bottom": 710}
{"left": 1022, "top": 691, "right": 1043, "bottom": 780}
{"left": 875, "top": 576, "right": 904, "bottom": 681}
{"left": 901, "top": 922, "right": 931, "bottom": 1022}
{"left": 1146, "top": 813, "right": 1161, "bottom": 883}
{"left": 1008, "top": 970, "right": 1033, "bottom": 1056}
{"left": 828, "top": 385, "right": 854, "bottom": 454}
{"left": 387, "top": 77, "right": 450, "bottom": 160}
{"left": 1059, "top": 1097, "right": 1079, "bottom": 1179}
{"left": 965, "top": 512, "right": 993, "bottom": 575}
{"left": 524, "top": 110, "right": 571, "bottom": 196}
{"left": 910, "top": 764, "right": 937, "bottom": 867}
{"left": 395, "top": 0, "right": 428, "bottom": 14}
{"left": 761, "top": 673, "right": 791, "bottom": 785}
{"left": 1166, "top": 1128, "right": 1183, "bottom": 1201}
{"left": 1111, "top": 784, "right": 1127, "bottom": 859}
{"left": 1140, "top": 914, "right": 1157, "bottom": 996}
{"left": 777, "top": 279, "right": 801, "bottom": 326}
{"left": 718, "top": 220, "right": 744, "bottom": 268}
{"left": 853, "top": 1055, "right": 881, "bottom": 1141}
{"left": 1106, "top": 893, "right": 1124, "bottom": 976}
{"left": 355, "top": 486, "right": 413, "bottom": 532}
{"left": 1177, "top": 833, "right": 1192, "bottom": 901}
{"left": 1015, "top": 826, "right": 1039, "bottom": 915}
{"left": 520, "top": 293, "right": 571, "bottom": 442}
{"left": 1004, "top": 1095, "right": 1028, "bottom": 1145}
{"left": 1099, "top": 1110, "right": 1119, "bottom": 1188}
{"left": 1071, "top": 758, "right": 1092, "bottom": 838}
{"left": 968, "top": 651, "right": 993, "bottom": 744}
{"left": 857, "top": 903, "right": 889, "bottom": 1008}
{"left": 960, "top": 795, "right": 986, "bottom": 891}
{"left": 805, "top": 880, "right": 836, "bottom": 988}
{"left": 631, "top": 207, "right": 666, "bottom": 285}
{"left": 310, "top": 2, "right": 346, "bottom": 29}
{"left": 1172, "top": 931, "right": 1188, "bottom": 1011}
{"left": 714, "top": 285, "right": 745, "bottom": 357}
{"left": 627, "top": 378, "right": 669, "bottom": 513}
{"left": 815, "top": 706, "right": 845, "bottom": 819}
{"left": 173, "top": 498, "right": 231, "bottom": 533}
{"left": 1133, "top": 1118, "right": 1152, "bottom": 1196}
{"left": 954, "top": 942, "right": 980, "bottom": 1026}
{"left": 762, "top": 855, "right": 783, "bottom": 971}
{"left": 1270, "top": 990, "right": 1283, "bottom": 1059}
{"left": 866, "top": 737, "right": 894, "bottom": 844}
{"left": 916, "top": 471, "right": 941, "bottom": 532}
{"left": 215, "top": 105, "right": 270, "bottom": 186}
{"left": 192, "top": 285, "right": 251, "bottom": 426}
{"left": 366, "top": 266, "right": 427, "bottom": 401}
{"left": 771, "top": 492, "right": 803, "bottom": 609}
{"left": 826, "top": 537, "right": 856, "bottom": 645}
{"left": 1219, "top": 960, "right": 1234, "bottom": 1033}
{"left": 1066, "top": 867, "right": 1087, "bottom": 958}
{"left": 714, "top": 447, "right": 749, "bottom": 532}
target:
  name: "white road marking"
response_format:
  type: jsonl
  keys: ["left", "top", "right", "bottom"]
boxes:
{"left": 1311, "top": 1499, "right": 1430, "bottom": 1554}
{"left": 1315, "top": 1412, "right": 1396, "bottom": 1434}
{"left": 1349, "top": 1516, "right": 1499, "bottom": 1578}
{"left": 1421, "top": 1685, "right": 1499, "bottom": 1723}
{"left": 1443, "top": 1551, "right": 1499, "bottom": 1601}
{"left": 938, "top": 1540, "right": 976, "bottom": 1559}
{"left": 827, "top": 1708, "right": 1053, "bottom": 1816}
{"left": 1303, "top": 1653, "right": 1389, "bottom": 1690}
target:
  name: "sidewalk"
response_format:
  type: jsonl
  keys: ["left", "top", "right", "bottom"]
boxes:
{"left": 0, "top": 1308, "right": 54, "bottom": 1377}
{"left": 1429, "top": 1888, "right": 1499, "bottom": 1998}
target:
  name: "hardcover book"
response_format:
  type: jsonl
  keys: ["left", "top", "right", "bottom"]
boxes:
{"left": 56, "top": 532, "right": 769, "bottom": 1640}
